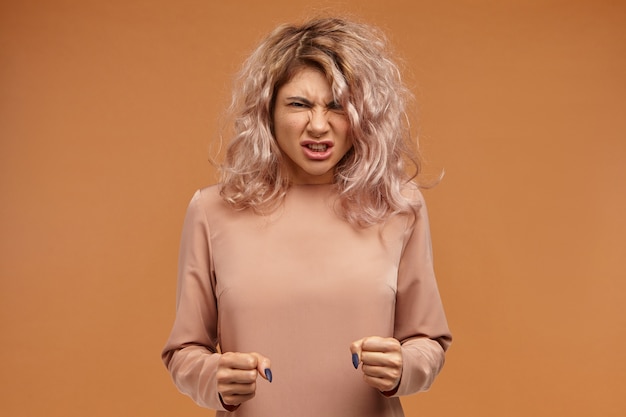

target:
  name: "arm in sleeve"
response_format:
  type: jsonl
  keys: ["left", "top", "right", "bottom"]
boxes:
{"left": 392, "top": 189, "right": 452, "bottom": 397}
{"left": 161, "top": 190, "right": 227, "bottom": 411}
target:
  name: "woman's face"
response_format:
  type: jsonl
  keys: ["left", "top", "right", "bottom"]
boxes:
{"left": 272, "top": 67, "right": 352, "bottom": 185}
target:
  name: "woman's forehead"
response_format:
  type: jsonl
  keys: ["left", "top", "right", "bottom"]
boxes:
{"left": 277, "top": 67, "right": 333, "bottom": 99}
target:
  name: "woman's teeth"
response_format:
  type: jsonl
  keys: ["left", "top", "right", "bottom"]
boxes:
{"left": 307, "top": 143, "right": 328, "bottom": 152}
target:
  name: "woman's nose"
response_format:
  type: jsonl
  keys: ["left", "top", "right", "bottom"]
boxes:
{"left": 307, "top": 109, "right": 330, "bottom": 137}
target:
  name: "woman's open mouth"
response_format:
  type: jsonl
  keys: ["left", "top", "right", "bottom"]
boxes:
{"left": 302, "top": 141, "right": 333, "bottom": 160}
{"left": 307, "top": 143, "right": 328, "bottom": 152}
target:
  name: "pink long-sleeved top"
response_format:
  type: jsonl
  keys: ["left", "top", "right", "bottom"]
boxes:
{"left": 162, "top": 183, "right": 451, "bottom": 417}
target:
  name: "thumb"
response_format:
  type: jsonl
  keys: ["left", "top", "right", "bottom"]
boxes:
{"left": 250, "top": 352, "right": 273, "bottom": 383}
{"left": 350, "top": 338, "right": 366, "bottom": 369}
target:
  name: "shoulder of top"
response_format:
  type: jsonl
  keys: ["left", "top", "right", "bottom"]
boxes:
{"left": 400, "top": 181, "right": 426, "bottom": 205}
{"left": 191, "top": 184, "right": 222, "bottom": 204}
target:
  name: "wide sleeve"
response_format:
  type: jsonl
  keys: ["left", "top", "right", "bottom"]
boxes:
{"left": 161, "top": 190, "right": 227, "bottom": 410}
{"left": 392, "top": 189, "right": 452, "bottom": 397}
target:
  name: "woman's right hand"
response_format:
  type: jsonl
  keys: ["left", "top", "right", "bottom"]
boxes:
{"left": 216, "top": 352, "right": 272, "bottom": 408}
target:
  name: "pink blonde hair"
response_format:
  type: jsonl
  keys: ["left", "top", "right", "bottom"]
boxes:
{"left": 220, "top": 17, "right": 420, "bottom": 227}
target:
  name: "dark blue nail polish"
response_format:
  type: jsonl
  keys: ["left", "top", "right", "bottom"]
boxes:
{"left": 352, "top": 353, "right": 359, "bottom": 369}
{"left": 264, "top": 368, "right": 273, "bottom": 383}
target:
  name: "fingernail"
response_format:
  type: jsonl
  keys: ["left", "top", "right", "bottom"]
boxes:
{"left": 264, "top": 368, "right": 273, "bottom": 383}
{"left": 352, "top": 353, "right": 359, "bottom": 369}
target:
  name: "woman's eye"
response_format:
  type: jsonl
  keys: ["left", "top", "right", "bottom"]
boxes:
{"left": 328, "top": 102, "right": 343, "bottom": 111}
{"left": 289, "top": 102, "right": 308, "bottom": 108}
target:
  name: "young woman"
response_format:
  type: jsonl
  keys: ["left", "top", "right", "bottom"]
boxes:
{"left": 162, "top": 17, "right": 452, "bottom": 417}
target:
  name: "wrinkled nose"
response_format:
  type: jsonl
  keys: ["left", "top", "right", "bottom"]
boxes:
{"left": 307, "top": 109, "right": 329, "bottom": 138}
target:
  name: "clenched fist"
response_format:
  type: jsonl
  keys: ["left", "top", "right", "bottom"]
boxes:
{"left": 216, "top": 352, "right": 272, "bottom": 408}
{"left": 350, "top": 337, "right": 402, "bottom": 393}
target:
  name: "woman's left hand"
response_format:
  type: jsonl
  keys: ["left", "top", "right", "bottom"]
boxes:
{"left": 350, "top": 336, "right": 403, "bottom": 393}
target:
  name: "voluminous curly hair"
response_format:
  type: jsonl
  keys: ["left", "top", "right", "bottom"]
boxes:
{"left": 220, "top": 17, "right": 421, "bottom": 227}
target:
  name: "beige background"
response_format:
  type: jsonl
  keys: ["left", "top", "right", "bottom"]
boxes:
{"left": 1, "top": 1, "right": 625, "bottom": 416}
